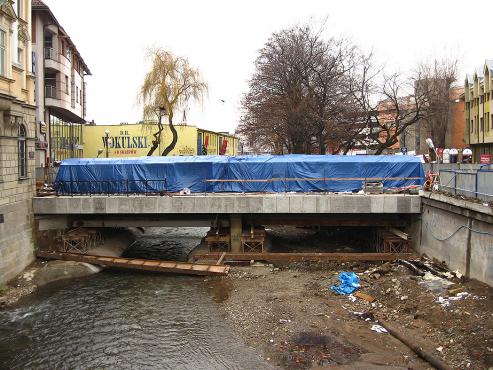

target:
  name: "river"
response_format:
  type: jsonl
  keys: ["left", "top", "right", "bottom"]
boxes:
{"left": 0, "top": 228, "right": 271, "bottom": 369}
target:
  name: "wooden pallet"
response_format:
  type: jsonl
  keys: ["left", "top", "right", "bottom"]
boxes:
{"left": 37, "top": 251, "right": 230, "bottom": 276}
{"left": 205, "top": 229, "right": 230, "bottom": 252}
{"left": 375, "top": 229, "right": 411, "bottom": 253}
{"left": 241, "top": 227, "right": 266, "bottom": 253}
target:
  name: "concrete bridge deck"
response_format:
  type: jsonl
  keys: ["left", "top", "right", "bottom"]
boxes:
{"left": 33, "top": 193, "right": 421, "bottom": 215}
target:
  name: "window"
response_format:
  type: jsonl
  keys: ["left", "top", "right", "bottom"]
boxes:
{"left": 76, "top": 87, "right": 79, "bottom": 103}
{"left": 0, "top": 29, "right": 5, "bottom": 76}
{"left": 471, "top": 120, "right": 473, "bottom": 133}
{"left": 17, "top": 48, "right": 23, "bottom": 67}
{"left": 18, "top": 124, "right": 27, "bottom": 178}
{"left": 481, "top": 117, "right": 484, "bottom": 132}
{"left": 17, "top": 0, "right": 22, "bottom": 18}
{"left": 65, "top": 75, "right": 69, "bottom": 94}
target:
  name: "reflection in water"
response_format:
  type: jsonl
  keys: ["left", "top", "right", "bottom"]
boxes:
{"left": 0, "top": 228, "right": 270, "bottom": 369}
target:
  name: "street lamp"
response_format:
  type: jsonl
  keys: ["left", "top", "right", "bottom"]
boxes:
{"left": 425, "top": 138, "right": 439, "bottom": 164}
{"left": 105, "top": 129, "right": 110, "bottom": 158}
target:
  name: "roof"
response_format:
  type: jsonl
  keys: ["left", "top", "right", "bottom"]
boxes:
{"left": 32, "top": 0, "right": 91, "bottom": 75}
{"left": 486, "top": 60, "right": 493, "bottom": 71}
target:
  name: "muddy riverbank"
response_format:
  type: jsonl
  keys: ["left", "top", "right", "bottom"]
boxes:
{"left": 216, "top": 262, "right": 493, "bottom": 369}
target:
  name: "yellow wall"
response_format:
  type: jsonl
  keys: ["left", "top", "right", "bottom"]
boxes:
{"left": 82, "top": 124, "right": 238, "bottom": 158}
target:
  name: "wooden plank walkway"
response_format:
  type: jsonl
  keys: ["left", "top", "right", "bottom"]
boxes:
{"left": 193, "top": 252, "right": 416, "bottom": 263}
{"left": 37, "top": 251, "right": 230, "bottom": 276}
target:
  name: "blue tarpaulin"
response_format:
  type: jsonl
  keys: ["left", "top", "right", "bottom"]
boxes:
{"left": 54, "top": 154, "right": 424, "bottom": 194}
{"left": 330, "top": 272, "right": 361, "bottom": 295}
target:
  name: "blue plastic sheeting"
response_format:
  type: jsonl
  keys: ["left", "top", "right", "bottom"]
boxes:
{"left": 54, "top": 154, "right": 424, "bottom": 194}
{"left": 330, "top": 272, "right": 361, "bottom": 295}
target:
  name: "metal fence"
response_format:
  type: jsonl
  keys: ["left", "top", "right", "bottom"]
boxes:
{"left": 35, "top": 167, "right": 59, "bottom": 184}
{"left": 53, "top": 179, "right": 169, "bottom": 196}
{"left": 438, "top": 165, "right": 493, "bottom": 202}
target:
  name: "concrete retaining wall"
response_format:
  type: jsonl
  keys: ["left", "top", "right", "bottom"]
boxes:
{"left": 418, "top": 192, "right": 493, "bottom": 286}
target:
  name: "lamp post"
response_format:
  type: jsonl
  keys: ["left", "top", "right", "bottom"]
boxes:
{"left": 105, "top": 129, "right": 110, "bottom": 158}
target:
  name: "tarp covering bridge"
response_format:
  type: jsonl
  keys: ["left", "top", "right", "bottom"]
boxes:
{"left": 54, "top": 155, "right": 424, "bottom": 194}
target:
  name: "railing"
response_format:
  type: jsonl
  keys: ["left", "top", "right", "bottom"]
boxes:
{"left": 35, "top": 167, "right": 59, "bottom": 184}
{"left": 439, "top": 164, "right": 493, "bottom": 202}
{"left": 54, "top": 179, "right": 169, "bottom": 196}
{"left": 45, "top": 83, "right": 71, "bottom": 102}
{"left": 44, "top": 47, "right": 56, "bottom": 60}
{"left": 45, "top": 85, "right": 57, "bottom": 98}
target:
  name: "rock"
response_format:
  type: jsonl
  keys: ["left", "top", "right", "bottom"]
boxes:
{"left": 33, "top": 260, "right": 101, "bottom": 287}
{"left": 401, "top": 295, "right": 408, "bottom": 301}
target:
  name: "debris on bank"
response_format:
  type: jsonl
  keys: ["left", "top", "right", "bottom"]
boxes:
{"left": 220, "top": 255, "right": 493, "bottom": 370}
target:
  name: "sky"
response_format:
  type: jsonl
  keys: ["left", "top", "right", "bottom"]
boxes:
{"left": 45, "top": 0, "right": 491, "bottom": 134}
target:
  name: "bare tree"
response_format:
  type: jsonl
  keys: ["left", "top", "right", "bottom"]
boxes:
{"left": 238, "top": 23, "right": 364, "bottom": 154}
{"left": 138, "top": 48, "right": 207, "bottom": 156}
{"left": 414, "top": 58, "right": 458, "bottom": 149}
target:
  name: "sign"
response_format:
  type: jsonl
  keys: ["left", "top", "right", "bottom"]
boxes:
{"left": 480, "top": 154, "right": 492, "bottom": 164}
{"left": 83, "top": 124, "right": 199, "bottom": 158}
{"left": 39, "top": 121, "right": 47, "bottom": 134}
{"left": 35, "top": 140, "right": 48, "bottom": 149}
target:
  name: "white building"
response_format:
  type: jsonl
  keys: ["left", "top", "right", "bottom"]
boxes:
{"left": 31, "top": 0, "right": 91, "bottom": 172}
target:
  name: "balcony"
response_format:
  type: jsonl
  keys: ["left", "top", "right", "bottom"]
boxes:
{"left": 44, "top": 47, "right": 71, "bottom": 74}
{"left": 44, "top": 47, "right": 56, "bottom": 60}
{"left": 44, "top": 84, "right": 84, "bottom": 122}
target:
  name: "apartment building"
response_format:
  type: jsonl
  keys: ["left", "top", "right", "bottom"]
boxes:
{"left": 31, "top": 0, "right": 90, "bottom": 172}
{"left": 464, "top": 60, "right": 493, "bottom": 162}
{"left": 0, "top": 0, "right": 36, "bottom": 284}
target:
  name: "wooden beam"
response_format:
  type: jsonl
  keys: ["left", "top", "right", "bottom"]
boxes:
{"left": 387, "top": 227, "right": 409, "bottom": 240}
{"left": 216, "top": 251, "right": 226, "bottom": 265}
{"left": 193, "top": 252, "right": 416, "bottom": 262}
{"left": 36, "top": 251, "right": 229, "bottom": 276}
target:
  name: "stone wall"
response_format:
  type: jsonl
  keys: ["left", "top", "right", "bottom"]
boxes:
{"left": 0, "top": 100, "right": 36, "bottom": 284}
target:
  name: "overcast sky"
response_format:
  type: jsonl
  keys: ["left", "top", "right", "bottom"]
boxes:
{"left": 46, "top": 0, "right": 490, "bottom": 134}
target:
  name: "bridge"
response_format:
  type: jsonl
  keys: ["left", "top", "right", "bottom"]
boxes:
{"left": 34, "top": 193, "right": 421, "bottom": 253}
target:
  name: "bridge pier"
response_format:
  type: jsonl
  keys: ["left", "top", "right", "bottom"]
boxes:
{"left": 230, "top": 215, "right": 242, "bottom": 253}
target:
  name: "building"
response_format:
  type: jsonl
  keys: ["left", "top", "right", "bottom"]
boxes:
{"left": 0, "top": 0, "right": 36, "bottom": 284}
{"left": 464, "top": 60, "right": 493, "bottom": 162}
{"left": 82, "top": 123, "right": 238, "bottom": 158}
{"left": 31, "top": 0, "right": 90, "bottom": 173}
{"left": 399, "top": 86, "right": 465, "bottom": 155}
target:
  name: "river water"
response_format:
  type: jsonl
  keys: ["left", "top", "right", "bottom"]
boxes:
{"left": 0, "top": 228, "right": 271, "bottom": 369}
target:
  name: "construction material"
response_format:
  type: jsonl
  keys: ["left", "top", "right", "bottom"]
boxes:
{"left": 216, "top": 252, "right": 226, "bottom": 265}
{"left": 241, "top": 227, "right": 266, "bottom": 253}
{"left": 37, "top": 251, "right": 229, "bottom": 276}
{"left": 387, "top": 227, "right": 410, "bottom": 240}
{"left": 354, "top": 291, "right": 376, "bottom": 303}
{"left": 193, "top": 252, "right": 416, "bottom": 263}
{"left": 376, "top": 317, "right": 453, "bottom": 370}
{"left": 205, "top": 229, "right": 230, "bottom": 252}
{"left": 397, "top": 259, "right": 425, "bottom": 276}
{"left": 375, "top": 229, "right": 411, "bottom": 253}
{"left": 54, "top": 154, "right": 424, "bottom": 194}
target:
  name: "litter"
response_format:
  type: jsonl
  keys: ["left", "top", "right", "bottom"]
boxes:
{"left": 330, "top": 272, "right": 361, "bottom": 295}
{"left": 354, "top": 291, "right": 376, "bottom": 302}
{"left": 371, "top": 325, "right": 388, "bottom": 334}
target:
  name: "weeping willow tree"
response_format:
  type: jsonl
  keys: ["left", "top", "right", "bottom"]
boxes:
{"left": 138, "top": 48, "right": 207, "bottom": 156}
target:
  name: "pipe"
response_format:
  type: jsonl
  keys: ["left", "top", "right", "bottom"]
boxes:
{"left": 376, "top": 317, "right": 453, "bottom": 370}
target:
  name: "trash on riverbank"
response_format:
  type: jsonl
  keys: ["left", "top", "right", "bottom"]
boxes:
{"left": 330, "top": 272, "right": 361, "bottom": 295}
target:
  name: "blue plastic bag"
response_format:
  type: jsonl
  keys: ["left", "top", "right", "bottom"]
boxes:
{"left": 330, "top": 272, "right": 361, "bottom": 295}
